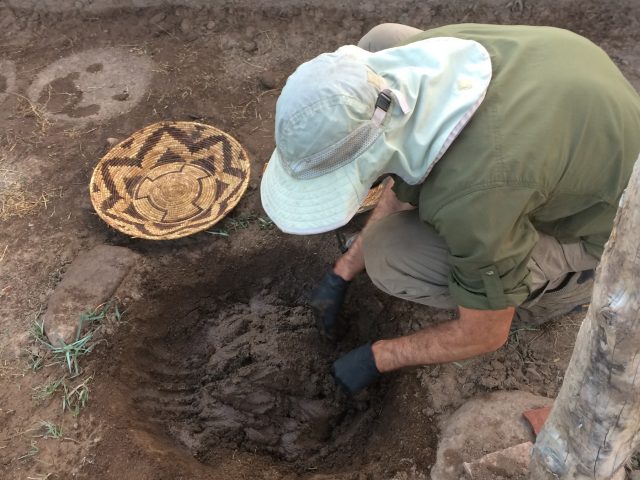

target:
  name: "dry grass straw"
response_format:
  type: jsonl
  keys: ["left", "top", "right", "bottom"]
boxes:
{"left": 0, "top": 142, "right": 62, "bottom": 222}
{"left": 13, "top": 92, "right": 52, "bottom": 134}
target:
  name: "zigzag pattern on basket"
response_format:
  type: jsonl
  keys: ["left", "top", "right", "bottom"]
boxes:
{"left": 90, "top": 122, "right": 251, "bottom": 240}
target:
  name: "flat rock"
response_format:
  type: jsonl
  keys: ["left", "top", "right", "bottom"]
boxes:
{"left": 463, "top": 442, "right": 533, "bottom": 479}
{"left": 180, "top": 17, "right": 192, "bottom": 34}
{"left": 431, "top": 391, "right": 553, "bottom": 480}
{"left": 43, "top": 245, "right": 140, "bottom": 346}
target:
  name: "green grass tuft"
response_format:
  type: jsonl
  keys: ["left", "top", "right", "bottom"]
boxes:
{"left": 39, "top": 421, "right": 63, "bottom": 439}
{"left": 32, "top": 301, "right": 122, "bottom": 376}
{"left": 62, "top": 376, "right": 92, "bottom": 416}
{"left": 32, "top": 377, "right": 65, "bottom": 402}
{"left": 28, "top": 301, "right": 121, "bottom": 416}
{"left": 17, "top": 440, "right": 39, "bottom": 461}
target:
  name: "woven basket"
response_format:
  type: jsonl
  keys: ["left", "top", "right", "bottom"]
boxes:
{"left": 90, "top": 121, "right": 250, "bottom": 240}
{"left": 357, "top": 181, "right": 386, "bottom": 214}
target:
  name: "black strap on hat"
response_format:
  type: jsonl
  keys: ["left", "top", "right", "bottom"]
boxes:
{"left": 371, "top": 89, "right": 392, "bottom": 126}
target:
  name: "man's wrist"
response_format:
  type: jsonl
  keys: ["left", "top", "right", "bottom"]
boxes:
{"left": 333, "top": 263, "right": 354, "bottom": 281}
{"left": 371, "top": 340, "right": 392, "bottom": 373}
{"left": 333, "top": 250, "right": 361, "bottom": 281}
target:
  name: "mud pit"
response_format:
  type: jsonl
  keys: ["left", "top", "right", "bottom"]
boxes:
{"left": 1, "top": 0, "right": 639, "bottom": 479}
{"left": 134, "top": 293, "right": 360, "bottom": 464}
{"left": 111, "top": 244, "right": 395, "bottom": 476}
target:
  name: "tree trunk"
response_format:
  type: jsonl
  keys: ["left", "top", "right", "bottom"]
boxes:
{"left": 529, "top": 155, "right": 640, "bottom": 480}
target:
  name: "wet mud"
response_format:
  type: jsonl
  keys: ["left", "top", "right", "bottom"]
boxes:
{"left": 111, "top": 243, "right": 388, "bottom": 474}
{"left": 133, "top": 293, "right": 356, "bottom": 463}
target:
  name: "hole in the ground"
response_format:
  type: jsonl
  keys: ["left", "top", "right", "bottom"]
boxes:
{"left": 133, "top": 293, "right": 364, "bottom": 464}
{"left": 119, "top": 243, "right": 385, "bottom": 472}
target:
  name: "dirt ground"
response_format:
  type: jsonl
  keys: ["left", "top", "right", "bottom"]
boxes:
{"left": 1, "top": 0, "right": 639, "bottom": 479}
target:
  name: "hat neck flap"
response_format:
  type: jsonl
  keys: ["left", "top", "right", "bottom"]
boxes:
{"left": 341, "top": 37, "right": 493, "bottom": 186}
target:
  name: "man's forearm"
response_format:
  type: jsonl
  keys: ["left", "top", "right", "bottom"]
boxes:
{"left": 371, "top": 306, "right": 515, "bottom": 372}
{"left": 334, "top": 178, "right": 414, "bottom": 281}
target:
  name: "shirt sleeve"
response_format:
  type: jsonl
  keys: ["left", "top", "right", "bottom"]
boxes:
{"left": 426, "top": 186, "right": 543, "bottom": 310}
{"left": 391, "top": 175, "right": 421, "bottom": 205}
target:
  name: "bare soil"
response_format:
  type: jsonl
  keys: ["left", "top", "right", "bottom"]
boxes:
{"left": 0, "top": 1, "right": 639, "bottom": 479}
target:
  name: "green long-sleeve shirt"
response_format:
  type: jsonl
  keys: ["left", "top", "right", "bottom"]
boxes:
{"left": 393, "top": 24, "right": 640, "bottom": 310}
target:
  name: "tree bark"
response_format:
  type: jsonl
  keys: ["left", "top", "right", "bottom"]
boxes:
{"left": 529, "top": 155, "right": 640, "bottom": 480}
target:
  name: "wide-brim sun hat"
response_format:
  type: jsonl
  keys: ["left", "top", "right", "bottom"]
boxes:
{"left": 262, "top": 161, "right": 386, "bottom": 215}
{"left": 260, "top": 39, "right": 493, "bottom": 235}
{"left": 260, "top": 48, "right": 397, "bottom": 235}
{"left": 90, "top": 121, "right": 250, "bottom": 240}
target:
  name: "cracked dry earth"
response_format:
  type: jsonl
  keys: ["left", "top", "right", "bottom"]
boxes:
{"left": 0, "top": 0, "right": 638, "bottom": 479}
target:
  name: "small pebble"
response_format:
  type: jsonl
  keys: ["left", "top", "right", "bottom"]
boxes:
{"left": 242, "top": 40, "right": 258, "bottom": 53}
{"left": 75, "top": 0, "right": 84, "bottom": 8}
{"left": 220, "top": 38, "right": 239, "bottom": 49}
{"left": 149, "top": 12, "right": 166, "bottom": 24}
{"left": 106, "top": 137, "right": 120, "bottom": 147}
{"left": 206, "top": 20, "right": 216, "bottom": 30}
{"left": 258, "top": 72, "right": 277, "bottom": 90}
{"left": 180, "top": 18, "right": 192, "bottom": 34}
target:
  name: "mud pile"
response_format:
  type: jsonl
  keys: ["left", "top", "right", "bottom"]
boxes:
{"left": 136, "top": 292, "right": 352, "bottom": 462}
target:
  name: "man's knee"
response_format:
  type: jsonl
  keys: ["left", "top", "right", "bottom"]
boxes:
{"left": 361, "top": 212, "right": 455, "bottom": 308}
{"left": 361, "top": 216, "right": 393, "bottom": 283}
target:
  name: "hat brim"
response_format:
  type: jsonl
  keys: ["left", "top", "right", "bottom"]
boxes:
{"left": 260, "top": 148, "right": 372, "bottom": 235}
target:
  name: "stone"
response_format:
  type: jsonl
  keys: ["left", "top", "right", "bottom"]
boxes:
{"left": 206, "top": 20, "right": 216, "bottom": 30}
{"left": 180, "top": 18, "right": 192, "bottom": 34}
{"left": 242, "top": 40, "right": 258, "bottom": 53}
{"left": 463, "top": 442, "right": 533, "bottom": 479}
{"left": 112, "top": 91, "right": 129, "bottom": 101}
{"left": 106, "top": 137, "right": 119, "bottom": 147}
{"left": 149, "top": 12, "right": 166, "bottom": 24}
{"left": 431, "top": 391, "right": 553, "bottom": 480}
{"left": 42, "top": 245, "right": 140, "bottom": 347}
{"left": 220, "top": 37, "right": 239, "bottom": 50}
{"left": 257, "top": 72, "right": 277, "bottom": 90}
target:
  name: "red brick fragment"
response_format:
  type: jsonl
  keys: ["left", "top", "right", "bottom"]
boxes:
{"left": 523, "top": 405, "right": 553, "bottom": 436}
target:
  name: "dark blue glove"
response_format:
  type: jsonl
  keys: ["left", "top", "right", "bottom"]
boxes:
{"left": 309, "top": 270, "right": 350, "bottom": 339}
{"left": 332, "top": 343, "right": 381, "bottom": 394}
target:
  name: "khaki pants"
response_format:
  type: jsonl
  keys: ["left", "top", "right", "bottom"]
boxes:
{"left": 361, "top": 211, "right": 597, "bottom": 322}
